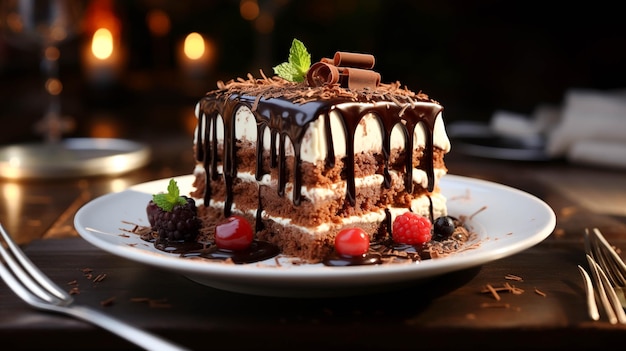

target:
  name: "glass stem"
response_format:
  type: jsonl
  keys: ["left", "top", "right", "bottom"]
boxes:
{"left": 40, "top": 45, "right": 63, "bottom": 143}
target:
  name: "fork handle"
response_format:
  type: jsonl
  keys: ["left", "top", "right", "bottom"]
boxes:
{"left": 62, "top": 305, "right": 189, "bottom": 351}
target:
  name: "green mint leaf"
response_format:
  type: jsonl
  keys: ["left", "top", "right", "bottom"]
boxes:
{"left": 273, "top": 62, "right": 300, "bottom": 82}
{"left": 288, "top": 38, "right": 311, "bottom": 80}
{"left": 153, "top": 179, "right": 187, "bottom": 212}
{"left": 273, "top": 38, "right": 311, "bottom": 82}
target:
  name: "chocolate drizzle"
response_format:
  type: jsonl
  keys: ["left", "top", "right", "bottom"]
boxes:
{"left": 195, "top": 75, "right": 443, "bottom": 227}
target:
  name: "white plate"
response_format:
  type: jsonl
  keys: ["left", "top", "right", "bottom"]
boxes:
{"left": 0, "top": 138, "right": 151, "bottom": 179}
{"left": 74, "top": 174, "right": 556, "bottom": 297}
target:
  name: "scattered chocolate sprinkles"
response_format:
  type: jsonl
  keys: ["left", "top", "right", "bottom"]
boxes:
{"left": 482, "top": 282, "right": 525, "bottom": 301}
{"left": 207, "top": 70, "right": 437, "bottom": 111}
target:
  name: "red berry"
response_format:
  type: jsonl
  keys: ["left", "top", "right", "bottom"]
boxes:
{"left": 215, "top": 215, "right": 254, "bottom": 251}
{"left": 334, "top": 227, "right": 370, "bottom": 256}
{"left": 392, "top": 212, "right": 432, "bottom": 245}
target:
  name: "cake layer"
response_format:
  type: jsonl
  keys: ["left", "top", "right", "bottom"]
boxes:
{"left": 194, "top": 166, "right": 446, "bottom": 228}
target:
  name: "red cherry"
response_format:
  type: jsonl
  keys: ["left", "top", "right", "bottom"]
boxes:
{"left": 215, "top": 215, "right": 254, "bottom": 251}
{"left": 334, "top": 227, "right": 370, "bottom": 257}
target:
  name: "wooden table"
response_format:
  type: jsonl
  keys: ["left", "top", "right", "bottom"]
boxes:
{"left": 1, "top": 136, "right": 626, "bottom": 351}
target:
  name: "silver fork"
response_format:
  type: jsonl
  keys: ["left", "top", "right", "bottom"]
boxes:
{"left": 582, "top": 227, "right": 626, "bottom": 324}
{"left": 0, "top": 223, "right": 188, "bottom": 351}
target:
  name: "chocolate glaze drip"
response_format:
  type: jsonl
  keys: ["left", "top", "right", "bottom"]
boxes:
{"left": 183, "top": 241, "right": 280, "bottom": 264}
{"left": 196, "top": 89, "right": 443, "bottom": 226}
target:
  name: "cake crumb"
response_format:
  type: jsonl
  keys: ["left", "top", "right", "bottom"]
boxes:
{"left": 534, "top": 288, "right": 547, "bottom": 297}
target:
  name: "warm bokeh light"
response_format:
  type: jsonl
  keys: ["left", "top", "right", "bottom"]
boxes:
{"left": 89, "top": 116, "right": 121, "bottom": 138}
{"left": 45, "top": 78, "right": 63, "bottom": 95}
{"left": 184, "top": 110, "right": 197, "bottom": 136}
{"left": 183, "top": 32, "right": 205, "bottom": 60}
{"left": 146, "top": 9, "right": 171, "bottom": 37}
{"left": 91, "top": 28, "right": 114, "bottom": 60}
{"left": 254, "top": 12, "right": 275, "bottom": 34}
{"left": 240, "top": 0, "right": 260, "bottom": 20}
{"left": 44, "top": 46, "right": 60, "bottom": 61}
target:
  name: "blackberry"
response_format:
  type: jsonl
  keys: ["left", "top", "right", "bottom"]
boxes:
{"left": 147, "top": 179, "right": 201, "bottom": 243}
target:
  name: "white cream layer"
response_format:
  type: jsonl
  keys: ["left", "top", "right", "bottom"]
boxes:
{"left": 193, "top": 165, "right": 447, "bottom": 236}
{"left": 194, "top": 102, "right": 451, "bottom": 165}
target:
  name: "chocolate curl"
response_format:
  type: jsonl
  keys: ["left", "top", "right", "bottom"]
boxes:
{"left": 307, "top": 62, "right": 340, "bottom": 87}
{"left": 343, "top": 67, "right": 380, "bottom": 90}
{"left": 333, "top": 52, "right": 375, "bottom": 69}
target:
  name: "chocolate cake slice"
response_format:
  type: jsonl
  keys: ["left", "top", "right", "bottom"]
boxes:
{"left": 191, "top": 48, "right": 450, "bottom": 262}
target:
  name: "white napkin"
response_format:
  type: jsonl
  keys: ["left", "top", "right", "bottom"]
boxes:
{"left": 547, "top": 89, "right": 626, "bottom": 169}
{"left": 491, "top": 88, "right": 626, "bottom": 169}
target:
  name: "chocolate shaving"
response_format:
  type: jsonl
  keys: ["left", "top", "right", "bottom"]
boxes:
{"left": 307, "top": 62, "right": 340, "bottom": 86}
{"left": 481, "top": 302, "right": 511, "bottom": 309}
{"left": 100, "top": 296, "right": 116, "bottom": 307}
{"left": 210, "top": 71, "right": 436, "bottom": 111}
{"left": 344, "top": 67, "right": 380, "bottom": 91}
{"left": 333, "top": 52, "right": 375, "bottom": 69}
{"left": 93, "top": 273, "right": 107, "bottom": 283}
{"left": 505, "top": 274, "right": 523, "bottom": 282}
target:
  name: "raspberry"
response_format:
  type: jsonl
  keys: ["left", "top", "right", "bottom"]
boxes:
{"left": 215, "top": 215, "right": 254, "bottom": 251}
{"left": 334, "top": 227, "right": 370, "bottom": 256}
{"left": 392, "top": 212, "right": 432, "bottom": 245}
{"left": 148, "top": 196, "right": 200, "bottom": 242}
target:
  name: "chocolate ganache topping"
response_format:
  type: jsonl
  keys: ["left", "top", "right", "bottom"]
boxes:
{"left": 196, "top": 53, "right": 443, "bottom": 224}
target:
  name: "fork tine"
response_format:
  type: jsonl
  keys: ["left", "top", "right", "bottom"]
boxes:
{"left": 577, "top": 265, "right": 600, "bottom": 321}
{"left": 0, "top": 223, "right": 70, "bottom": 303}
{"left": 585, "top": 229, "right": 621, "bottom": 288}
{"left": 588, "top": 254, "right": 626, "bottom": 324}
{"left": 585, "top": 254, "right": 618, "bottom": 324}
{"left": 592, "top": 228, "right": 626, "bottom": 286}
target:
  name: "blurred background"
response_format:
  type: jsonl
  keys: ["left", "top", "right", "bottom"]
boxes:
{"left": 0, "top": 0, "right": 625, "bottom": 146}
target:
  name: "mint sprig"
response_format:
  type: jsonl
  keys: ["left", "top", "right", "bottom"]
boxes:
{"left": 273, "top": 38, "right": 311, "bottom": 82}
{"left": 153, "top": 179, "right": 187, "bottom": 212}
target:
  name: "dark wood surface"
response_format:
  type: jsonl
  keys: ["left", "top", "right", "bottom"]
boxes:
{"left": 1, "top": 137, "right": 626, "bottom": 351}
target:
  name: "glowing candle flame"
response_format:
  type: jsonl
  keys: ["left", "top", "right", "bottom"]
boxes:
{"left": 183, "top": 32, "right": 205, "bottom": 60}
{"left": 91, "top": 28, "right": 114, "bottom": 60}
